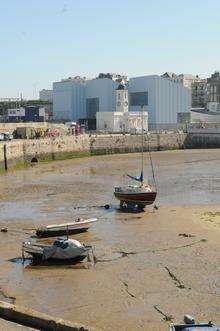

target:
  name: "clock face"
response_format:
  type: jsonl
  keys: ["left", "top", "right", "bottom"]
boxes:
{"left": 124, "top": 101, "right": 128, "bottom": 106}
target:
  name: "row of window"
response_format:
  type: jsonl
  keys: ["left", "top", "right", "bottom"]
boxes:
{"left": 117, "top": 92, "right": 149, "bottom": 106}
{"left": 210, "top": 85, "right": 218, "bottom": 93}
{"left": 86, "top": 92, "right": 148, "bottom": 118}
{"left": 210, "top": 95, "right": 220, "bottom": 102}
{"left": 117, "top": 93, "right": 127, "bottom": 100}
{"left": 117, "top": 92, "right": 148, "bottom": 106}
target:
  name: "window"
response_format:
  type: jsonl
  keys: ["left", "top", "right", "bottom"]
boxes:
{"left": 86, "top": 98, "right": 99, "bottom": 119}
{"left": 130, "top": 92, "right": 148, "bottom": 106}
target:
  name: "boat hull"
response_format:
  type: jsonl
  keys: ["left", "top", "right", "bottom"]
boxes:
{"left": 23, "top": 248, "right": 89, "bottom": 265}
{"left": 114, "top": 191, "right": 157, "bottom": 207}
{"left": 31, "top": 253, "right": 88, "bottom": 265}
{"left": 36, "top": 218, "right": 97, "bottom": 238}
{"left": 36, "top": 227, "right": 89, "bottom": 238}
{"left": 170, "top": 322, "right": 218, "bottom": 330}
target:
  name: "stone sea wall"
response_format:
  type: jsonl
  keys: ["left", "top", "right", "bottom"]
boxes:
{"left": 0, "top": 131, "right": 218, "bottom": 171}
{"left": 0, "top": 122, "right": 67, "bottom": 133}
{"left": 0, "top": 135, "right": 91, "bottom": 170}
{"left": 186, "top": 132, "right": 220, "bottom": 148}
{"left": 90, "top": 132, "right": 187, "bottom": 154}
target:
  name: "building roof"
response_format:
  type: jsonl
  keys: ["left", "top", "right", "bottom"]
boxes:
{"left": 116, "top": 84, "right": 126, "bottom": 90}
{"left": 161, "top": 72, "right": 177, "bottom": 79}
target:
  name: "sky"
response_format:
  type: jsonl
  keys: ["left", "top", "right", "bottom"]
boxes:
{"left": 0, "top": 0, "right": 220, "bottom": 99}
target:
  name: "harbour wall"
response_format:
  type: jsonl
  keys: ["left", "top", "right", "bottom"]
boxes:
{"left": 0, "top": 122, "right": 67, "bottom": 133}
{"left": 0, "top": 132, "right": 219, "bottom": 171}
{"left": 0, "top": 300, "right": 97, "bottom": 331}
{"left": 186, "top": 132, "right": 220, "bottom": 148}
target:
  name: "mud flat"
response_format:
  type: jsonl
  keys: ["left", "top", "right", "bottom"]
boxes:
{"left": 0, "top": 319, "right": 36, "bottom": 330}
{"left": 0, "top": 149, "right": 220, "bottom": 330}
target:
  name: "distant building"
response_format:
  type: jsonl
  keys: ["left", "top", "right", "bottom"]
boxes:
{"left": 79, "top": 77, "right": 119, "bottom": 130}
{"left": 176, "top": 74, "right": 201, "bottom": 89}
{"left": 162, "top": 72, "right": 207, "bottom": 109}
{"left": 97, "top": 73, "right": 127, "bottom": 84}
{"left": 39, "top": 89, "right": 53, "bottom": 102}
{"left": 8, "top": 106, "right": 46, "bottom": 122}
{"left": 96, "top": 84, "right": 148, "bottom": 133}
{"left": 53, "top": 76, "right": 86, "bottom": 122}
{"left": 129, "top": 75, "right": 191, "bottom": 130}
{"left": 43, "top": 103, "right": 53, "bottom": 121}
{"left": 162, "top": 72, "right": 201, "bottom": 89}
{"left": 85, "top": 78, "right": 118, "bottom": 115}
{"left": 161, "top": 72, "right": 178, "bottom": 81}
{"left": 191, "top": 79, "right": 207, "bottom": 108}
{"left": 206, "top": 102, "right": 220, "bottom": 112}
{"left": 53, "top": 73, "right": 191, "bottom": 130}
{"left": 53, "top": 75, "right": 121, "bottom": 123}
{"left": 207, "top": 71, "right": 220, "bottom": 103}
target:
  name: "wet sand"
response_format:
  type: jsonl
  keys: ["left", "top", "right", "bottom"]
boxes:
{"left": 0, "top": 149, "right": 220, "bottom": 330}
{"left": 0, "top": 319, "right": 36, "bottom": 330}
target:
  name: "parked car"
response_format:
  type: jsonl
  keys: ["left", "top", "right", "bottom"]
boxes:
{"left": 45, "top": 128, "right": 60, "bottom": 137}
{"left": 3, "top": 132, "right": 13, "bottom": 141}
{"left": 13, "top": 127, "right": 36, "bottom": 139}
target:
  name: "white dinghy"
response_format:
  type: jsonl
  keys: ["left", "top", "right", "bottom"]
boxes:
{"left": 36, "top": 218, "right": 98, "bottom": 237}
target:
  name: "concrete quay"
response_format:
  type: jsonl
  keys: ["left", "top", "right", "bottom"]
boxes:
{"left": 0, "top": 131, "right": 220, "bottom": 171}
{"left": 0, "top": 301, "right": 97, "bottom": 331}
{"left": 0, "top": 132, "right": 186, "bottom": 171}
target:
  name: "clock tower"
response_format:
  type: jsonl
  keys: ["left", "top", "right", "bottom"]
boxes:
{"left": 116, "top": 84, "right": 129, "bottom": 113}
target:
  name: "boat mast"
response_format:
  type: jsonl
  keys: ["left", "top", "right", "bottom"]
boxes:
{"left": 141, "top": 105, "right": 144, "bottom": 183}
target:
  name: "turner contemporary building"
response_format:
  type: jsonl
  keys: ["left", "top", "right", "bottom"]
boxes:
{"left": 53, "top": 74, "right": 191, "bottom": 130}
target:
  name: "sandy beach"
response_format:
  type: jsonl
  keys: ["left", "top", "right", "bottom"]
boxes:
{"left": 0, "top": 149, "right": 220, "bottom": 330}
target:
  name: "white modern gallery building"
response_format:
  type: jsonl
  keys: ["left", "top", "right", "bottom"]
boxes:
{"left": 53, "top": 74, "right": 191, "bottom": 131}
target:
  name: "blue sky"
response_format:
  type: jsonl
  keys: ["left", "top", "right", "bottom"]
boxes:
{"left": 0, "top": 0, "right": 220, "bottom": 99}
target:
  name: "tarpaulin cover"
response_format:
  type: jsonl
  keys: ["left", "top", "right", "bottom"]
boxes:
{"left": 43, "top": 238, "right": 87, "bottom": 260}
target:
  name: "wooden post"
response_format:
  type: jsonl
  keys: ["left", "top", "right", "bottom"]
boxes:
{"left": 3, "top": 144, "right": 7, "bottom": 171}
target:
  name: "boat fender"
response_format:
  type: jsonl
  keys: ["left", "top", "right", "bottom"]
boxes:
{"left": 184, "top": 315, "right": 195, "bottom": 324}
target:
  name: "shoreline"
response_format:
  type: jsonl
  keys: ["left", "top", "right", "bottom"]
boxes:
{"left": 1, "top": 130, "right": 220, "bottom": 172}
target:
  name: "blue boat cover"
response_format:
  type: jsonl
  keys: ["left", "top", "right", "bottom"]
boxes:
{"left": 127, "top": 171, "right": 143, "bottom": 183}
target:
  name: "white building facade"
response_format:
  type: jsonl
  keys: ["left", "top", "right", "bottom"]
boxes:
{"left": 85, "top": 78, "right": 118, "bottom": 116}
{"left": 53, "top": 74, "right": 190, "bottom": 130}
{"left": 96, "top": 85, "right": 148, "bottom": 133}
{"left": 129, "top": 75, "right": 191, "bottom": 130}
{"left": 53, "top": 77, "right": 86, "bottom": 121}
